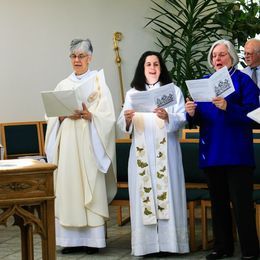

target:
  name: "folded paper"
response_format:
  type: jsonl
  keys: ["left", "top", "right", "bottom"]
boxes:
{"left": 130, "top": 83, "right": 177, "bottom": 112}
{"left": 41, "top": 69, "right": 105, "bottom": 117}
{"left": 185, "top": 66, "right": 235, "bottom": 102}
{"left": 247, "top": 107, "right": 260, "bottom": 124}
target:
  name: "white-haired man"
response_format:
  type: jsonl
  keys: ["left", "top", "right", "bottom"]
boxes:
{"left": 243, "top": 38, "right": 260, "bottom": 88}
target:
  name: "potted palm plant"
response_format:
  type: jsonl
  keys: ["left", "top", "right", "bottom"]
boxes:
{"left": 214, "top": 0, "right": 260, "bottom": 67}
{"left": 146, "top": 0, "right": 260, "bottom": 96}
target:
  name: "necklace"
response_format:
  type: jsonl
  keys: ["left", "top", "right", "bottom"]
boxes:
{"left": 146, "top": 81, "right": 160, "bottom": 89}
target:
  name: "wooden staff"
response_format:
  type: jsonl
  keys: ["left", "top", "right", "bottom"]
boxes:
{"left": 113, "top": 32, "right": 125, "bottom": 104}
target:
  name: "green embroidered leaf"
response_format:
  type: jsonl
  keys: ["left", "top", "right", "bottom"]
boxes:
{"left": 157, "top": 151, "right": 163, "bottom": 158}
{"left": 157, "top": 192, "right": 167, "bottom": 200}
{"left": 144, "top": 208, "right": 153, "bottom": 215}
{"left": 144, "top": 187, "right": 152, "bottom": 193}
{"left": 139, "top": 170, "right": 145, "bottom": 176}
{"left": 157, "top": 172, "right": 164, "bottom": 179}
{"left": 160, "top": 137, "right": 166, "bottom": 144}
{"left": 143, "top": 197, "right": 150, "bottom": 203}
{"left": 160, "top": 166, "right": 166, "bottom": 172}
{"left": 158, "top": 205, "right": 165, "bottom": 211}
{"left": 136, "top": 146, "right": 144, "bottom": 152}
{"left": 137, "top": 159, "right": 148, "bottom": 168}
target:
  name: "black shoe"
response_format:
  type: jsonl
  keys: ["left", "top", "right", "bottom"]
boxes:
{"left": 157, "top": 252, "right": 172, "bottom": 257}
{"left": 61, "top": 246, "right": 87, "bottom": 254}
{"left": 85, "top": 247, "right": 99, "bottom": 254}
{"left": 206, "top": 251, "right": 233, "bottom": 260}
{"left": 241, "top": 256, "right": 259, "bottom": 260}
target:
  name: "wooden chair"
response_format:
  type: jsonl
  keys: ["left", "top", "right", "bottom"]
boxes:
{"left": 0, "top": 121, "right": 43, "bottom": 159}
{"left": 180, "top": 128, "right": 209, "bottom": 251}
{"left": 185, "top": 188, "right": 208, "bottom": 251}
{"left": 110, "top": 139, "right": 131, "bottom": 226}
{"left": 253, "top": 129, "right": 260, "bottom": 144}
{"left": 253, "top": 190, "right": 260, "bottom": 239}
{"left": 180, "top": 128, "right": 200, "bottom": 143}
{"left": 201, "top": 198, "right": 239, "bottom": 250}
{"left": 200, "top": 196, "right": 213, "bottom": 250}
{"left": 39, "top": 121, "right": 47, "bottom": 155}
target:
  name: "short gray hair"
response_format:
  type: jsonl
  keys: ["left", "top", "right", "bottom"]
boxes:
{"left": 245, "top": 38, "right": 260, "bottom": 53}
{"left": 70, "top": 38, "right": 93, "bottom": 55}
{"left": 207, "top": 39, "right": 239, "bottom": 68}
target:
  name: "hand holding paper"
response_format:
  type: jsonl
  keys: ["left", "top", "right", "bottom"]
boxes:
{"left": 41, "top": 89, "right": 81, "bottom": 117}
{"left": 185, "top": 97, "right": 197, "bottom": 117}
{"left": 129, "top": 83, "right": 177, "bottom": 112}
{"left": 212, "top": 96, "right": 228, "bottom": 111}
{"left": 185, "top": 66, "right": 235, "bottom": 102}
{"left": 41, "top": 69, "right": 105, "bottom": 117}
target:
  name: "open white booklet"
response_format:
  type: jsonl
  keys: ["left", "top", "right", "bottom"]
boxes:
{"left": 41, "top": 69, "right": 105, "bottom": 117}
{"left": 185, "top": 66, "right": 235, "bottom": 102}
{"left": 247, "top": 107, "right": 260, "bottom": 124}
{"left": 129, "top": 83, "right": 177, "bottom": 112}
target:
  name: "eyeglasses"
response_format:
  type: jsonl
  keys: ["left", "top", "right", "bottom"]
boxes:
{"left": 69, "top": 54, "right": 88, "bottom": 60}
{"left": 244, "top": 52, "right": 254, "bottom": 57}
{"left": 212, "top": 52, "right": 228, "bottom": 59}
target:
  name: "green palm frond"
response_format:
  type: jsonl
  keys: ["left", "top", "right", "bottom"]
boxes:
{"left": 146, "top": 0, "right": 260, "bottom": 97}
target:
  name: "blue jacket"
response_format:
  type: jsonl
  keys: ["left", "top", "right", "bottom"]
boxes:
{"left": 187, "top": 68, "right": 260, "bottom": 168}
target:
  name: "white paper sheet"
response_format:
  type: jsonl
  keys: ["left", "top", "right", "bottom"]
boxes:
{"left": 247, "top": 107, "right": 260, "bottom": 124}
{"left": 41, "top": 69, "right": 105, "bottom": 117}
{"left": 129, "top": 83, "right": 177, "bottom": 112}
{"left": 41, "top": 89, "right": 81, "bottom": 117}
{"left": 185, "top": 66, "right": 235, "bottom": 102}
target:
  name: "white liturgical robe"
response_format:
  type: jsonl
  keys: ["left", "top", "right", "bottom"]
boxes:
{"left": 117, "top": 83, "right": 189, "bottom": 256}
{"left": 45, "top": 70, "right": 117, "bottom": 248}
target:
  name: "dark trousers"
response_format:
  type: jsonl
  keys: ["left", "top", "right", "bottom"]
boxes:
{"left": 204, "top": 166, "right": 259, "bottom": 256}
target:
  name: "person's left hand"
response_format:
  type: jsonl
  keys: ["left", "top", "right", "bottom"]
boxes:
{"left": 80, "top": 102, "right": 92, "bottom": 121}
{"left": 212, "top": 97, "right": 227, "bottom": 111}
{"left": 154, "top": 107, "right": 169, "bottom": 122}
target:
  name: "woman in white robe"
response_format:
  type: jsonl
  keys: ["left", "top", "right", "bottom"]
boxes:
{"left": 45, "top": 38, "right": 117, "bottom": 254}
{"left": 117, "top": 51, "right": 189, "bottom": 256}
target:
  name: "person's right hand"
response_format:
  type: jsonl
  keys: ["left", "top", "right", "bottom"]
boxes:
{"left": 124, "top": 109, "right": 135, "bottom": 126}
{"left": 185, "top": 98, "right": 197, "bottom": 117}
{"left": 68, "top": 111, "right": 82, "bottom": 120}
{"left": 59, "top": 110, "right": 82, "bottom": 123}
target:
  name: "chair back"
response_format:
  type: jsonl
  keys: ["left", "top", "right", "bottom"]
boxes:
{"left": 39, "top": 121, "right": 47, "bottom": 154}
{"left": 180, "top": 128, "right": 200, "bottom": 143}
{"left": 253, "top": 129, "right": 260, "bottom": 186}
{"left": 116, "top": 139, "right": 131, "bottom": 182}
{"left": 0, "top": 122, "right": 43, "bottom": 159}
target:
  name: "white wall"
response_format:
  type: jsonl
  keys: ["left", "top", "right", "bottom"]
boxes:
{"left": 0, "top": 0, "right": 159, "bottom": 134}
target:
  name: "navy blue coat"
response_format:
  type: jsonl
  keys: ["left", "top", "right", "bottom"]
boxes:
{"left": 187, "top": 68, "right": 260, "bottom": 168}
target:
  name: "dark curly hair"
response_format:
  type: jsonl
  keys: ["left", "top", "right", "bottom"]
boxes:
{"left": 130, "top": 51, "right": 172, "bottom": 91}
